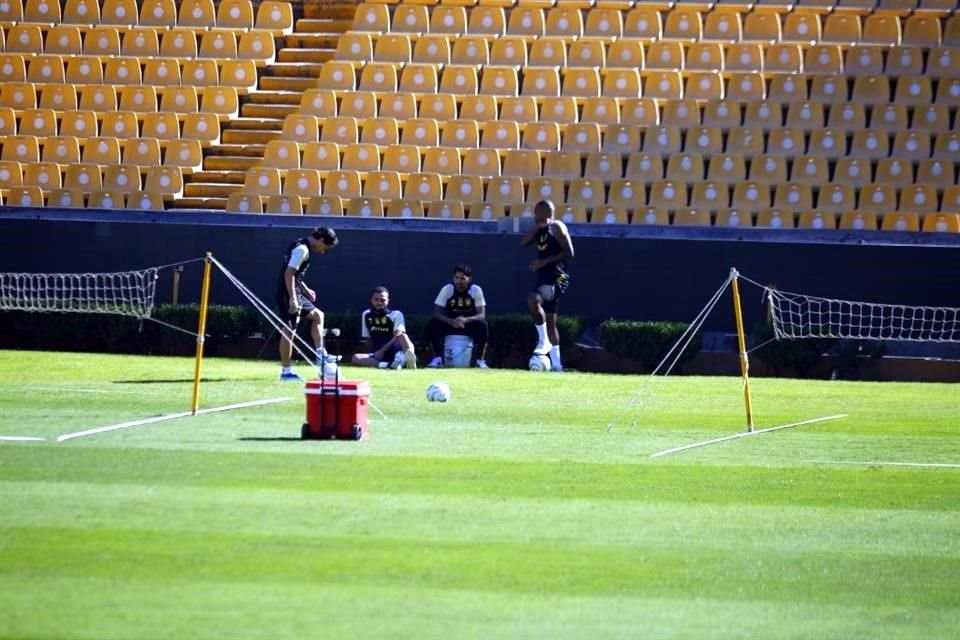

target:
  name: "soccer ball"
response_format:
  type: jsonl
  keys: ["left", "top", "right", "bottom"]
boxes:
{"left": 528, "top": 354, "right": 551, "bottom": 372}
{"left": 426, "top": 382, "right": 451, "bottom": 402}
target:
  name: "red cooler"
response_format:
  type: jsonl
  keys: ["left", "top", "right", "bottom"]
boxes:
{"left": 302, "top": 379, "right": 370, "bottom": 441}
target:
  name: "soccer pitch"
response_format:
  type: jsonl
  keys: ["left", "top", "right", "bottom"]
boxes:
{"left": 1, "top": 350, "right": 958, "bottom": 639}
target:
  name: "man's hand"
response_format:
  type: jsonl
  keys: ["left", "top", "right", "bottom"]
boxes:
{"left": 301, "top": 286, "right": 316, "bottom": 302}
{"left": 450, "top": 317, "right": 466, "bottom": 329}
{"left": 529, "top": 259, "right": 545, "bottom": 272}
{"left": 288, "top": 299, "right": 301, "bottom": 315}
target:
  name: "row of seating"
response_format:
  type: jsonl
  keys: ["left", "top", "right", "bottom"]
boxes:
{"left": 0, "top": 163, "right": 182, "bottom": 194}
{"left": 1, "top": 186, "right": 167, "bottom": 209}
{"left": 0, "top": 138, "right": 202, "bottom": 175}
{"left": 237, "top": 165, "right": 960, "bottom": 212}
{"left": 0, "top": 117, "right": 220, "bottom": 157}
{"left": 335, "top": 31, "right": 960, "bottom": 76}
{"left": 1, "top": 25, "right": 275, "bottom": 62}
{"left": 350, "top": 3, "right": 958, "bottom": 46}
{"left": 1, "top": 82, "right": 240, "bottom": 119}
{"left": 298, "top": 89, "right": 960, "bottom": 131}
{"left": 252, "top": 141, "right": 959, "bottom": 186}
{"left": 315, "top": 62, "right": 960, "bottom": 104}
{"left": 0, "top": 0, "right": 291, "bottom": 35}
{"left": 272, "top": 112, "right": 960, "bottom": 157}
{"left": 0, "top": 56, "right": 258, "bottom": 93}
{"left": 219, "top": 191, "right": 960, "bottom": 233}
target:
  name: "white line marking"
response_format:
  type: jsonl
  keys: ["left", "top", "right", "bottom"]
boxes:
{"left": 0, "top": 436, "right": 46, "bottom": 442}
{"left": 649, "top": 414, "right": 848, "bottom": 459}
{"left": 56, "top": 397, "right": 292, "bottom": 443}
{"left": 7, "top": 385, "right": 168, "bottom": 396}
{"left": 809, "top": 460, "right": 960, "bottom": 470}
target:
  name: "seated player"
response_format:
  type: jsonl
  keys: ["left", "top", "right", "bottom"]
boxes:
{"left": 424, "top": 264, "right": 489, "bottom": 368}
{"left": 351, "top": 286, "right": 417, "bottom": 370}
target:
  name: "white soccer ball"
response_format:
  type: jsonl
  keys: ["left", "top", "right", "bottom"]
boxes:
{"left": 426, "top": 382, "right": 451, "bottom": 403}
{"left": 528, "top": 354, "right": 551, "bottom": 372}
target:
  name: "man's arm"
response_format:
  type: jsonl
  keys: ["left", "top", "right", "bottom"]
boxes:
{"left": 529, "top": 222, "right": 574, "bottom": 271}
{"left": 284, "top": 267, "right": 300, "bottom": 313}
{"left": 519, "top": 222, "right": 541, "bottom": 247}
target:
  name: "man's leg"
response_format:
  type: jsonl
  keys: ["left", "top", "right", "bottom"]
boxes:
{"left": 465, "top": 319, "right": 490, "bottom": 367}
{"left": 279, "top": 317, "right": 302, "bottom": 380}
{"left": 423, "top": 317, "right": 447, "bottom": 367}
{"left": 527, "top": 291, "right": 550, "bottom": 354}
{"left": 393, "top": 332, "right": 417, "bottom": 369}
{"left": 545, "top": 312, "right": 563, "bottom": 371}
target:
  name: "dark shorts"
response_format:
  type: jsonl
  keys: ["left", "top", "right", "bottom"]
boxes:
{"left": 534, "top": 271, "right": 571, "bottom": 314}
{"left": 276, "top": 291, "right": 318, "bottom": 329}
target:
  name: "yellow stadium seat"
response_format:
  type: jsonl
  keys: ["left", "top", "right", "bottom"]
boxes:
{"left": 161, "top": 86, "right": 201, "bottom": 115}
{"left": 316, "top": 62, "right": 357, "bottom": 92}
{"left": 641, "top": 71, "right": 681, "bottom": 100}
{"left": 902, "top": 15, "right": 941, "bottom": 47}
{"left": 6, "top": 186, "right": 44, "bottom": 207}
{"left": 18, "top": 109, "right": 56, "bottom": 138}
{"left": 927, "top": 47, "right": 958, "bottom": 79}
{"left": 536, "top": 151, "right": 577, "bottom": 182}
{"left": 200, "top": 87, "right": 239, "bottom": 119}
{"left": 64, "top": 56, "right": 103, "bottom": 86}
{"left": 731, "top": 181, "right": 771, "bottom": 212}
{"left": 322, "top": 170, "right": 361, "bottom": 199}
{"left": 264, "top": 194, "right": 302, "bottom": 215}
{"left": 583, "top": 152, "right": 623, "bottom": 181}
{"left": 566, "top": 177, "right": 604, "bottom": 210}
{"left": 160, "top": 29, "right": 198, "bottom": 58}
{"left": 886, "top": 46, "right": 923, "bottom": 78}
{"left": 519, "top": 67, "right": 559, "bottom": 98}
{"left": 521, "top": 123, "right": 559, "bottom": 152}
{"left": 687, "top": 42, "right": 725, "bottom": 72}
{"left": 244, "top": 167, "right": 281, "bottom": 196}
{"left": 480, "top": 66, "right": 519, "bottom": 97}
{"left": 48, "top": 189, "right": 85, "bottom": 208}
{"left": 262, "top": 140, "right": 301, "bottom": 170}
{"left": 99, "top": 112, "right": 137, "bottom": 141}
{"left": 743, "top": 12, "right": 781, "bottom": 42}
{"left": 101, "top": 0, "right": 137, "bottom": 25}
{"left": 912, "top": 104, "right": 951, "bottom": 132}
{"left": 179, "top": 0, "right": 215, "bottom": 29}
{"left": 425, "top": 200, "right": 465, "bottom": 220}
{"left": 304, "top": 195, "right": 341, "bottom": 217}
{"left": 689, "top": 181, "right": 729, "bottom": 210}
{"left": 580, "top": 97, "right": 620, "bottom": 126}
{"left": 587, "top": 205, "right": 625, "bottom": 225}
{"left": 526, "top": 176, "right": 564, "bottom": 204}
{"left": 933, "top": 131, "right": 960, "bottom": 160}
{"left": 502, "top": 148, "right": 542, "bottom": 178}
{"left": 942, "top": 185, "right": 960, "bottom": 211}
{"left": 27, "top": 55, "right": 65, "bottom": 84}
{"left": 140, "top": 113, "right": 179, "bottom": 143}
{"left": 832, "top": 157, "right": 872, "bottom": 188}
{"left": 507, "top": 6, "right": 545, "bottom": 37}
{"left": 351, "top": 3, "right": 389, "bottom": 33}
{"left": 623, "top": 6, "right": 661, "bottom": 40}
{"left": 879, "top": 212, "right": 919, "bottom": 232}
{"left": 103, "top": 165, "right": 142, "bottom": 194}
{"left": 823, "top": 14, "right": 861, "bottom": 45}
{"left": 55, "top": 111, "right": 93, "bottom": 140}
{"left": 826, "top": 102, "right": 865, "bottom": 130}
{"left": 226, "top": 193, "right": 262, "bottom": 214}
{"left": 858, "top": 183, "right": 897, "bottom": 213}
{"left": 703, "top": 9, "right": 742, "bottom": 43}
{"left": 367, "top": 92, "right": 408, "bottom": 121}
{"left": 916, "top": 159, "right": 955, "bottom": 189}
{"left": 334, "top": 91, "right": 374, "bottom": 119}
{"left": 605, "top": 40, "right": 644, "bottom": 70}
{"left": 843, "top": 45, "right": 882, "bottom": 77}
{"left": 299, "top": 142, "right": 338, "bottom": 172}
{"left": 318, "top": 116, "right": 359, "bottom": 145}
{"left": 839, "top": 211, "right": 879, "bottom": 231}
{"left": 278, "top": 169, "right": 318, "bottom": 198}
{"left": 648, "top": 179, "right": 687, "bottom": 209}
{"left": 850, "top": 75, "right": 890, "bottom": 106}
{"left": 640, "top": 125, "right": 680, "bottom": 154}
{"left": 417, "top": 94, "right": 455, "bottom": 121}
{"left": 714, "top": 209, "right": 750, "bottom": 228}
{"left": 583, "top": 7, "right": 622, "bottom": 39}
{"left": 749, "top": 154, "right": 787, "bottom": 185}
{"left": 63, "top": 162, "right": 102, "bottom": 192}
{"left": 142, "top": 166, "right": 181, "bottom": 197}
{"left": 335, "top": 32, "right": 373, "bottom": 63}
{"left": 797, "top": 211, "right": 837, "bottom": 230}
{"left": 494, "top": 97, "right": 533, "bottom": 124}
{"left": 935, "top": 78, "right": 960, "bottom": 106}
{"left": 431, "top": 5, "right": 468, "bottom": 35}
{"left": 671, "top": 208, "right": 712, "bottom": 226}
{"left": 705, "top": 153, "right": 745, "bottom": 184}
{"left": 82, "top": 26, "right": 121, "bottom": 57}
{"left": 23, "top": 161, "right": 60, "bottom": 189}
{"left": 41, "top": 137, "right": 80, "bottom": 166}
{"left": 125, "top": 191, "right": 165, "bottom": 211}
{"left": 445, "top": 175, "right": 484, "bottom": 204}
{"left": 898, "top": 184, "right": 937, "bottom": 213}
{"left": 758, "top": 44, "right": 797, "bottom": 75}
{"left": 299, "top": 90, "right": 337, "bottom": 119}
{"left": 358, "top": 63, "right": 398, "bottom": 94}
{"left": 482, "top": 176, "right": 521, "bottom": 205}
{"left": 139, "top": 0, "right": 176, "bottom": 27}
{"left": 663, "top": 8, "right": 702, "bottom": 41}
{"left": 850, "top": 129, "right": 890, "bottom": 160}
{"left": 768, "top": 74, "right": 808, "bottom": 103}
{"left": 559, "top": 123, "right": 600, "bottom": 153}
{"left": 804, "top": 44, "right": 843, "bottom": 74}
{"left": 88, "top": 191, "right": 128, "bottom": 209}
{"left": 164, "top": 139, "right": 202, "bottom": 173}
{"left": 890, "top": 130, "right": 930, "bottom": 161}
{"left": 785, "top": 101, "right": 825, "bottom": 130}
{"left": 462, "top": 148, "right": 501, "bottom": 177}
{"left": 533, "top": 97, "right": 574, "bottom": 125}
{"left": 404, "top": 173, "right": 443, "bottom": 201}
{"left": 665, "top": 152, "right": 704, "bottom": 182}
{"left": 782, "top": 13, "right": 821, "bottom": 43}
{"left": 790, "top": 156, "right": 828, "bottom": 186}
{"left": 83, "top": 137, "right": 121, "bottom": 166}
{"left": 529, "top": 37, "right": 567, "bottom": 68}
{"left": 101, "top": 58, "right": 139, "bottom": 86}
{"left": 412, "top": 35, "right": 451, "bottom": 65}
{"left": 755, "top": 208, "right": 795, "bottom": 229}
{"left": 182, "top": 112, "right": 219, "bottom": 146}
{"left": 809, "top": 75, "right": 849, "bottom": 105}
{"left": 806, "top": 129, "right": 844, "bottom": 160}
{"left": 0, "top": 55, "right": 27, "bottom": 84}
{"left": 255, "top": 1, "right": 293, "bottom": 35}
{"left": 480, "top": 120, "right": 520, "bottom": 150}
{"left": 922, "top": 214, "right": 960, "bottom": 234}
{"left": 141, "top": 59, "right": 180, "bottom": 88}
{"left": 3, "top": 135, "right": 40, "bottom": 163}
{"left": 238, "top": 31, "right": 275, "bottom": 65}
{"left": 773, "top": 183, "right": 813, "bottom": 211}
{"left": 380, "top": 144, "right": 419, "bottom": 175}
{"left": 606, "top": 178, "right": 643, "bottom": 209}
{"left": 44, "top": 26, "right": 82, "bottom": 56}
{"left": 421, "top": 146, "right": 460, "bottom": 174}
{"left": 339, "top": 142, "right": 379, "bottom": 172}
{"left": 486, "top": 36, "right": 525, "bottom": 67}
{"left": 545, "top": 6, "right": 583, "bottom": 38}
{"left": 439, "top": 64, "right": 479, "bottom": 95}
{"left": 197, "top": 31, "right": 237, "bottom": 60}
{"left": 646, "top": 41, "right": 684, "bottom": 71}
{"left": 385, "top": 198, "right": 424, "bottom": 218}
{"left": 399, "top": 117, "right": 438, "bottom": 147}
{"left": 280, "top": 114, "right": 318, "bottom": 143}
{"left": 122, "top": 137, "right": 161, "bottom": 169}
{"left": 62, "top": 0, "right": 99, "bottom": 24}
{"left": 375, "top": 34, "right": 413, "bottom": 64}
{"left": 863, "top": 14, "right": 901, "bottom": 46}
{"left": 568, "top": 40, "right": 605, "bottom": 69}
{"left": 215, "top": 0, "right": 253, "bottom": 31}
{"left": 221, "top": 60, "right": 257, "bottom": 93}
{"left": 450, "top": 36, "right": 489, "bottom": 66}
{"left": 632, "top": 206, "right": 668, "bottom": 226}
{"left": 7, "top": 25, "right": 43, "bottom": 54}
{"left": 1, "top": 0, "right": 24, "bottom": 22}
{"left": 392, "top": 4, "right": 429, "bottom": 34}
{"left": 439, "top": 119, "right": 478, "bottom": 148}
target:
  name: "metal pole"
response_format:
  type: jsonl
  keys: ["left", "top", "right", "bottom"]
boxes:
{"left": 191, "top": 253, "right": 213, "bottom": 415}
{"left": 730, "top": 268, "right": 755, "bottom": 432}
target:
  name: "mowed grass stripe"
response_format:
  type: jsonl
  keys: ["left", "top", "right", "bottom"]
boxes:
{"left": 4, "top": 482, "right": 960, "bottom": 558}
{"left": 4, "top": 577, "right": 957, "bottom": 640}
{"left": 2, "top": 526, "right": 959, "bottom": 608}
{"left": 3, "top": 447, "right": 959, "bottom": 510}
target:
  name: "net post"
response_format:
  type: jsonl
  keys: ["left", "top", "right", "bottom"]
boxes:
{"left": 730, "top": 268, "right": 755, "bottom": 432}
{"left": 191, "top": 253, "right": 214, "bottom": 415}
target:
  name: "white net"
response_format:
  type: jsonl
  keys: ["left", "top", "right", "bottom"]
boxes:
{"left": 767, "top": 288, "right": 960, "bottom": 343}
{"left": 0, "top": 269, "right": 159, "bottom": 319}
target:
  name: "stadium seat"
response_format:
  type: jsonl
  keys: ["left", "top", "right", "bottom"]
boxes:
{"left": 179, "top": 0, "right": 215, "bottom": 29}
{"left": 765, "top": 44, "right": 802, "bottom": 74}
{"left": 743, "top": 12, "right": 781, "bottom": 42}
{"left": 731, "top": 181, "right": 771, "bottom": 212}
{"left": 522, "top": 122, "right": 560, "bottom": 152}
{"left": 226, "top": 192, "right": 262, "bottom": 214}
{"left": 898, "top": 184, "right": 937, "bottom": 213}
{"left": 49, "top": 189, "right": 85, "bottom": 208}
{"left": 782, "top": 13, "right": 822, "bottom": 43}
{"left": 421, "top": 146, "right": 460, "bottom": 174}
{"left": 412, "top": 35, "right": 451, "bottom": 66}
{"left": 7, "top": 25, "right": 44, "bottom": 54}
{"left": 623, "top": 6, "right": 662, "bottom": 40}
{"left": 785, "top": 102, "right": 825, "bottom": 131}
{"left": 392, "top": 4, "right": 428, "bottom": 34}
{"left": 643, "top": 71, "right": 683, "bottom": 100}
{"left": 583, "top": 152, "right": 623, "bottom": 181}
{"left": 625, "top": 152, "right": 665, "bottom": 182}
{"left": 527, "top": 176, "right": 565, "bottom": 204}
{"left": 418, "top": 94, "right": 456, "bottom": 122}
{"left": 648, "top": 180, "right": 688, "bottom": 209}
{"left": 27, "top": 55, "right": 65, "bottom": 85}
{"left": 503, "top": 149, "right": 543, "bottom": 178}
{"left": 404, "top": 173, "right": 443, "bottom": 201}
{"left": 839, "top": 211, "right": 879, "bottom": 231}
{"left": 162, "top": 86, "right": 201, "bottom": 115}
{"left": 462, "top": 148, "right": 502, "bottom": 177}
{"left": 425, "top": 201, "right": 465, "bottom": 220}
{"left": 23, "top": 161, "right": 61, "bottom": 189}
{"left": 126, "top": 191, "right": 165, "bottom": 211}
{"left": 827, "top": 103, "right": 866, "bottom": 130}
{"left": 88, "top": 191, "right": 127, "bottom": 210}
{"left": 858, "top": 183, "right": 898, "bottom": 214}
{"left": 562, "top": 124, "right": 602, "bottom": 153}
{"left": 583, "top": 8, "right": 623, "bottom": 39}
{"left": 122, "top": 138, "right": 162, "bottom": 169}
{"left": 46, "top": 26, "right": 83, "bottom": 55}
{"left": 264, "top": 194, "right": 302, "bottom": 215}
{"left": 262, "top": 140, "right": 301, "bottom": 170}
{"left": 83, "top": 137, "right": 122, "bottom": 166}
{"left": 385, "top": 198, "right": 424, "bottom": 219}
{"left": 922, "top": 214, "right": 960, "bottom": 233}
{"left": 1, "top": 0, "right": 24, "bottom": 23}
{"left": 143, "top": 60, "right": 181, "bottom": 88}
{"left": 6, "top": 186, "right": 45, "bottom": 207}
{"left": 19, "top": 109, "right": 57, "bottom": 138}
{"left": 480, "top": 66, "right": 519, "bottom": 97}
{"left": 606, "top": 40, "right": 645, "bottom": 69}
{"left": 540, "top": 151, "right": 580, "bottom": 182}
{"left": 103, "top": 165, "right": 141, "bottom": 194}
{"left": 104, "top": 58, "right": 142, "bottom": 86}
{"left": 529, "top": 37, "right": 567, "bottom": 68}
{"left": 538, "top": 97, "right": 577, "bottom": 125}
{"left": 215, "top": 0, "right": 253, "bottom": 31}
{"left": 65, "top": 56, "right": 103, "bottom": 85}
{"left": 360, "top": 117, "right": 399, "bottom": 146}
{"left": 144, "top": 166, "right": 183, "bottom": 199}
{"left": 244, "top": 167, "right": 281, "bottom": 196}
{"left": 581, "top": 97, "right": 621, "bottom": 126}
{"left": 164, "top": 139, "right": 202, "bottom": 173}
{"left": 0, "top": 108, "right": 17, "bottom": 137}
{"left": 304, "top": 195, "right": 342, "bottom": 217}
{"left": 323, "top": 170, "right": 362, "bottom": 199}
{"left": 62, "top": 0, "right": 99, "bottom": 25}
{"left": 750, "top": 154, "right": 789, "bottom": 185}
{"left": 507, "top": 6, "right": 545, "bottom": 37}
{"left": 439, "top": 64, "right": 479, "bottom": 95}
{"left": 282, "top": 169, "right": 322, "bottom": 198}
{"left": 2, "top": 136, "right": 40, "bottom": 163}
{"left": 568, "top": 40, "right": 605, "bottom": 69}
{"left": 714, "top": 209, "right": 750, "bottom": 228}
{"left": 63, "top": 163, "right": 103, "bottom": 192}
{"left": 161, "top": 29, "right": 198, "bottom": 58}
{"left": 83, "top": 26, "right": 121, "bottom": 56}
{"left": 487, "top": 36, "right": 526, "bottom": 67}
{"left": 689, "top": 181, "right": 730, "bottom": 210}
{"left": 431, "top": 5, "right": 468, "bottom": 35}
{"left": 916, "top": 159, "right": 956, "bottom": 188}
{"left": 340, "top": 143, "right": 380, "bottom": 172}
{"left": 255, "top": 1, "right": 293, "bottom": 36}
{"left": 141, "top": 112, "right": 179, "bottom": 142}
{"left": 703, "top": 9, "right": 742, "bottom": 43}
{"left": 447, "top": 174, "right": 485, "bottom": 203}
{"left": 768, "top": 74, "right": 809, "bottom": 103}
{"left": 485, "top": 176, "right": 525, "bottom": 205}
{"left": 647, "top": 41, "right": 685, "bottom": 70}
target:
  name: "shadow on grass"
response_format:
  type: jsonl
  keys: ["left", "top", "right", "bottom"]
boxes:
{"left": 113, "top": 378, "right": 237, "bottom": 384}
{"left": 237, "top": 436, "right": 304, "bottom": 442}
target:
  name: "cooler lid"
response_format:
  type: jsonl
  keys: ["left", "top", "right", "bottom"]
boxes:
{"left": 305, "top": 379, "right": 371, "bottom": 396}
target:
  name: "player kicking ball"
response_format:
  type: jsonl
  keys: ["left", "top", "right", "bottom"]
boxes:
{"left": 520, "top": 200, "right": 574, "bottom": 372}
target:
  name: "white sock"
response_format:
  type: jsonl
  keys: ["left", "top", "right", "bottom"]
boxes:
{"left": 549, "top": 345, "right": 562, "bottom": 369}
{"left": 282, "top": 366, "right": 292, "bottom": 374}
{"left": 535, "top": 323, "right": 549, "bottom": 344}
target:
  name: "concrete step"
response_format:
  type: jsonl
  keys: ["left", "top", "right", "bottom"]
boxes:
{"left": 190, "top": 170, "right": 247, "bottom": 184}
{"left": 301, "top": 5, "right": 355, "bottom": 21}
{"left": 204, "top": 156, "right": 261, "bottom": 171}
{"left": 182, "top": 182, "right": 243, "bottom": 199}
{"left": 168, "top": 197, "right": 213, "bottom": 209}
{"left": 222, "top": 129, "right": 282, "bottom": 145}
{"left": 296, "top": 16, "right": 352, "bottom": 31}
{"left": 246, "top": 90, "right": 303, "bottom": 105}
{"left": 264, "top": 62, "right": 326, "bottom": 78}
{"left": 277, "top": 48, "right": 335, "bottom": 64}
{"left": 241, "top": 102, "right": 297, "bottom": 119}
{"left": 206, "top": 144, "right": 271, "bottom": 158}
{"left": 226, "top": 117, "right": 283, "bottom": 131}
{"left": 284, "top": 33, "right": 341, "bottom": 49}
{"left": 259, "top": 76, "right": 316, "bottom": 92}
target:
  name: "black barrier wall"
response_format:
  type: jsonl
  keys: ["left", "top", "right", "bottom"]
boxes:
{"left": 1, "top": 215, "right": 959, "bottom": 332}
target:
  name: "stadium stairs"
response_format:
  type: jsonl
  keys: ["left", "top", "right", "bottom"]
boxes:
{"left": 172, "top": 0, "right": 353, "bottom": 209}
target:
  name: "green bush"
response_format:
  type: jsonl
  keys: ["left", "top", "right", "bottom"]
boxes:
{"left": 750, "top": 321, "right": 837, "bottom": 378}
{"left": 598, "top": 320, "right": 700, "bottom": 372}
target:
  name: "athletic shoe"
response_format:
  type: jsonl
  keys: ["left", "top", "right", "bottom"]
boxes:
{"left": 533, "top": 341, "right": 553, "bottom": 355}
{"left": 390, "top": 351, "right": 406, "bottom": 370}
{"left": 427, "top": 356, "right": 443, "bottom": 368}
{"left": 404, "top": 349, "right": 418, "bottom": 370}
{"left": 316, "top": 349, "right": 341, "bottom": 366}
{"left": 279, "top": 371, "right": 303, "bottom": 382}
{"left": 475, "top": 359, "right": 490, "bottom": 369}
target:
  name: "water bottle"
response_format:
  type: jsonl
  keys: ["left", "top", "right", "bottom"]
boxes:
{"left": 322, "top": 361, "right": 338, "bottom": 383}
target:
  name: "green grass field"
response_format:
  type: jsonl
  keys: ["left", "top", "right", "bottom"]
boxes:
{"left": 1, "top": 349, "right": 958, "bottom": 639}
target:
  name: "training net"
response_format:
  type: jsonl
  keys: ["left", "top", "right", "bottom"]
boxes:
{"left": 0, "top": 268, "right": 159, "bottom": 319}
{"left": 766, "top": 288, "right": 960, "bottom": 343}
